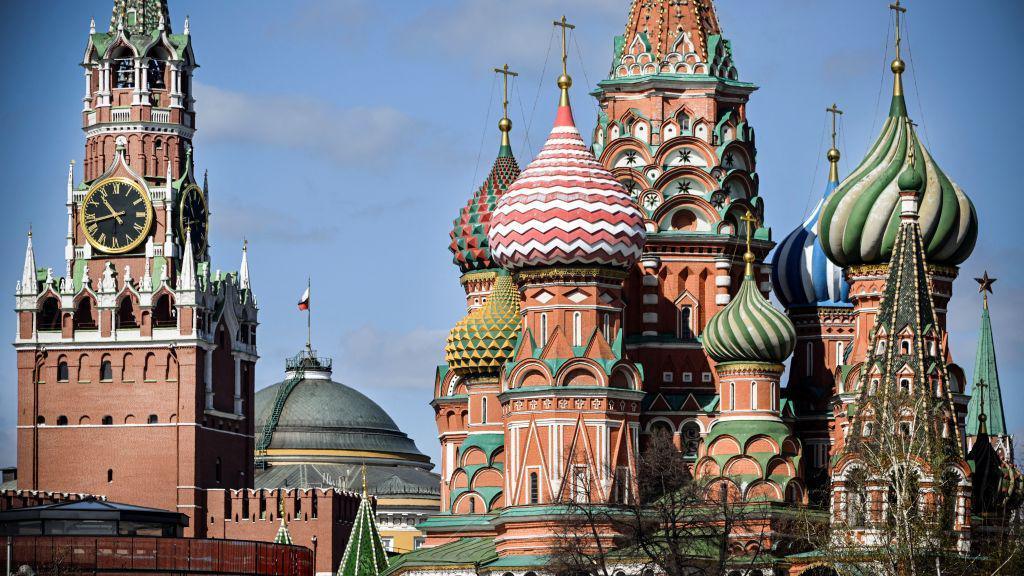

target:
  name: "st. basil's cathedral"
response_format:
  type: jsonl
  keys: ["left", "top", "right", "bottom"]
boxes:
{"left": 397, "top": 0, "right": 1020, "bottom": 573}
{"left": 5, "top": 1, "right": 1022, "bottom": 576}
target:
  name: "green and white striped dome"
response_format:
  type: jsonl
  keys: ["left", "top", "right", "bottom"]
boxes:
{"left": 704, "top": 270, "right": 796, "bottom": 365}
{"left": 818, "top": 80, "right": 977, "bottom": 267}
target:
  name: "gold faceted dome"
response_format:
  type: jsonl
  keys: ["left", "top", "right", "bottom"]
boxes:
{"left": 445, "top": 272, "right": 520, "bottom": 376}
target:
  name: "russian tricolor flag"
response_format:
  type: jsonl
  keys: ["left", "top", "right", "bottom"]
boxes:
{"left": 297, "top": 287, "right": 310, "bottom": 310}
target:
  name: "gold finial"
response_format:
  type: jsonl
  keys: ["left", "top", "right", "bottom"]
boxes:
{"left": 279, "top": 495, "right": 286, "bottom": 521}
{"left": 975, "top": 271, "right": 996, "bottom": 310}
{"left": 493, "top": 64, "right": 518, "bottom": 147}
{"left": 554, "top": 15, "right": 576, "bottom": 107}
{"left": 826, "top": 103, "right": 843, "bottom": 182}
{"left": 361, "top": 462, "right": 367, "bottom": 496}
{"left": 889, "top": 1, "right": 907, "bottom": 96}
{"left": 741, "top": 210, "right": 758, "bottom": 277}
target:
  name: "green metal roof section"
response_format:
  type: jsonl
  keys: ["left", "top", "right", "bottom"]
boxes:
{"left": 966, "top": 305, "right": 1007, "bottom": 436}
{"left": 458, "top": 433, "right": 505, "bottom": 465}
{"left": 383, "top": 537, "right": 497, "bottom": 576}
{"left": 415, "top": 512, "right": 496, "bottom": 531}
{"left": 336, "top": 493, "right": 389, "bottom": 576}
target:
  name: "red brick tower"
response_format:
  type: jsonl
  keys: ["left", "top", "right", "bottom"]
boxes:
{"left": 592, "top": 0, "right": 772, "bottom": 452}
{"left": 15, "top": 0, "right": 257, "bottom": 537}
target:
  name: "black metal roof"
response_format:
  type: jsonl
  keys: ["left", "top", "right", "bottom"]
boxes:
{"left": 0, "top": 497, "right": 187, "bottom": 527}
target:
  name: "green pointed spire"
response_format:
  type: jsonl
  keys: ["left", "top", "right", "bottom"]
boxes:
{"left": 336, "top": 492, "right": 389, "bottom": 576}
{"left": 274, "top": 498, "right": 293, "bottom": 545}
{"left": 967, "top": 273, "right": 1007, "bottom": 437}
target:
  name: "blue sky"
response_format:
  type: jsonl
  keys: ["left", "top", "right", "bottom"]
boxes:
{"left": 1, "top": 0, "right": 1021, "bottom": 469}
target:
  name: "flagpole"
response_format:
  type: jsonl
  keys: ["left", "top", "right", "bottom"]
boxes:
{"left": 306, "top": 277, "right": 312, "bottom": 355}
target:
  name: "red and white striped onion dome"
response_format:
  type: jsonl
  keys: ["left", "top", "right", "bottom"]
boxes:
{"left": 488, "top": 95, "right": 646, "bottom": 270}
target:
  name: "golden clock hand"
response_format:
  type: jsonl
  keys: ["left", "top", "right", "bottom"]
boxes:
{"left": 101, "top": 197, "right": 124, "bottom": 225}
{"left": 85, "top": 211, "right": 126, "bottom": 224}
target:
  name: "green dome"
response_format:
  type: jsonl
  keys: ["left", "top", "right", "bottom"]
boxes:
{"left": 704, "top": 272, "right": 795, "bottom": 365}
{"left": 818, "top": 87, "right": 977, "bottom": 267}
{"left": 445, "top": 271, "right": 521, "bottom": 376}
{"left": 897, "top": 163, "right": 924, "bottom": 193}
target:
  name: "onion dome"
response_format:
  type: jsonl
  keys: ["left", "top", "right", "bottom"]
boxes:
{"left": 818, "top": 59, "right": 977, "bottom": 267}
{"left": 445, "top": 271, "right": 520, "bottom": 375}
{"left": 449, "top": 136, "right": 521, "bottom": 274}
{"left": 706, "top": 235, "right": 796, "bottom": 364}
{"left": 488, "top": 74, "right": 646, "bottom": 270}
{"left": 771, "top": 146, "right": 850, "bottom": 308}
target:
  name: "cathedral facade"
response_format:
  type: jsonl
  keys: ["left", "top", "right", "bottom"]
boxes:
{"left": 392, "top": 0, "right": 1020, "bottom": 574}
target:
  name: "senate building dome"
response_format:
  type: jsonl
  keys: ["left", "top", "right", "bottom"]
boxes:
{"left": 254, "top": 350, "right": 440, "bottom": 554}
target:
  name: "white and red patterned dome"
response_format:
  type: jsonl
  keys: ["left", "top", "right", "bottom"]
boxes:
{"left": 488, "top": 97, "right": 646, "bottom": 270}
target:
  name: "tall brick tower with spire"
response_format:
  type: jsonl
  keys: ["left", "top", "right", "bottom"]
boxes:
{"left": 592, "top": 0, "right": 771, "bottom": 456}
{"left": 15, "top": 0, "right": 257, "bottom": 537}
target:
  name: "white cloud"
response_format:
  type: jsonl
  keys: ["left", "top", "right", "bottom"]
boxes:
{"left": 194, "top": 82, "right": 420, "bottom": 167}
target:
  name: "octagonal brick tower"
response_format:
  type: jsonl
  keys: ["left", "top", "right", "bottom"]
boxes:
{"left": 592, "top": 0, "right": 775, "bottom": 445}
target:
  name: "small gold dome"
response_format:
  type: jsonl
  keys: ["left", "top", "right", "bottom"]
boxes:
{"left": 556, "top": 74, "right": 572, "bottom": 90}
{"left": 827, "top": 147, "right": 841, "bottom": 162}
{"left": 891, "top": 58, "right": 906, "bottom": 74}
{"left": 498, "top": 117, "right": 512, "bottom": 133}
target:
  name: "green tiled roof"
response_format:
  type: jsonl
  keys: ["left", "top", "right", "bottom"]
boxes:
{"left": 383, "top": 538, "right": 496, "bottom": 576}
{"left": 966, "top": 307, "right": 1007, "bottom": 436}
{"left": 458, "top": 433, "right": 504, "bottom": 465}
{"left": 336, "top": 494, "right": 389, "bottom": 576}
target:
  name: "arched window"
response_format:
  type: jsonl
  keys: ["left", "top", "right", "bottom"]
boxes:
{"left": 100, "top": 356, "right": 113, "bottom": 381}
{"left": 529, "top": 472, "right": 539, "bottom": 504}
{"left": 603, "top": 313, "right": 611, "bottom": 341}
{"left": 846, "top": 468, "right": 868, "bottom": 527}
{"left": 540, "top": 313, "right": 548, "bottom": 347}
{"left": 57, "top": 359, "right": 69, "bottom": 382}
{"left": 469, "top": 496, "right": 476, "bottom": 514}
{"left": 681, "top": 421, "right": 701, "bottom": 459}
{"left": 729, "top": 382, "right": 736, "bottom": 410}
{"left": 771, "top": 382, "right": 778, "bottom": 411}
{"left": 900, "top": 378, "right": 911, "bottom": 394}
{"left": 836, "top": 341, "right": 846, "bottom": 364}
{"left": 751, "top": 381, "right": 759, "bottom": 410}
{"left": 36, "top": 415, "right": 45, "bottom": 425}
{"left": 38, "top": 297, "right": 61, "bottom": 331}
{"left": 116, "top": 298, "right": 138, "bottom": 328}
{"left": 57, "top": 415, "right": 68, "bottom": 426}
{"left": 147, "top": 55, "right": 167, "bottom": 90}
{"left": 113, "top": 49, "right": 135, "bottom": 89}
{"left": 679, "top": 306, "right": 694, "bottom": 339}
{"left": 805, "top": 342, "right": 814, "bottom": 377}
{"left": 102, "top": 415, "right": 113, "bottom": 425}
{"left": 74, "top": 298, "right": 97, "bottom": 330}
{"left": 153, "top": 294, "right": 176, "bottom": 328}
{"left": 107, "top": 469, "right": 114, "bottom": 483}
{"left": 480, "top": 397, "right": 488, "bottom": 424}
{"left": 870, "top": 378, "right": 879, "bottom": 394}
{"left": 572, "top": 312, "right": 582, "bottom": 346}
{"left": 900, "top": 340, "right": 911, "bottom": 355}
{"left": 148, "top": 414, "right": 158, "bottom": 424}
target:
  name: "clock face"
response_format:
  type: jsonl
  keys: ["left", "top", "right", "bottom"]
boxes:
{"left": 178, "top": 184, "right": 208, "bottom": 256}
{"left": 81, "top": 178, "right": 153, "bottom": 254}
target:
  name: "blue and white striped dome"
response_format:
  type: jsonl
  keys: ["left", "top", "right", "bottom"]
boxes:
{"left": 771, "top": 178, "right": 851, "bottom": 309}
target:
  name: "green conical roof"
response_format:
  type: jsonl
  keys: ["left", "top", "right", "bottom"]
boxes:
{"left": 966, "top": 306, "right": 1007, "bottom": 436}
{"left": 337, "top": 494, "right": 389, "bottom": 576}
{"left": 274, "top": 516, "right": 293, "bottom": 545}
{"left": 703, "top": 269, "right": 795, "bottom": 365}
{"left": 818, "top": 69, "right": 977, "bottom": 267}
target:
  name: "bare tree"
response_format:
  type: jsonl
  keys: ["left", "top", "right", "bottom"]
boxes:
{"left": 547, "top": 430, "right": 775, "bottom": 576}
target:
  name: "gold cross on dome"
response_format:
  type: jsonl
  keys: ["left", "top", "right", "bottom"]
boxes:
{"left": 890, "top": 1, "right": 907, "bottom": 59}
{"left": 493, "top": 64, "right": 518, "bottom": 120}
{"left": 826, "top": 103, "right": 843, "bottom": 149}
{"left": 554, "top": 16, "right": 576, "bottom": 77}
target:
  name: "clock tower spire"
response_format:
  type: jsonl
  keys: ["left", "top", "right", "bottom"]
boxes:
{"left": 15, "top": 0, "right": 256, "bottom": 538}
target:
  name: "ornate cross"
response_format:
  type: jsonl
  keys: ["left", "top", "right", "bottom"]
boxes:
{"left": 741, "top": 210, "right": 758, "bottom": 253}
{"left": 554, "top": 16, "right": 576, "bottom": 77}
{"left": 826, "top": 103, "right": 843, "bottom": 149}
{"left": 493, "top": 64, "right": 518, "bottom": 120}
{"left": 890, "top": 0, "right": 907, "bottom": 59}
